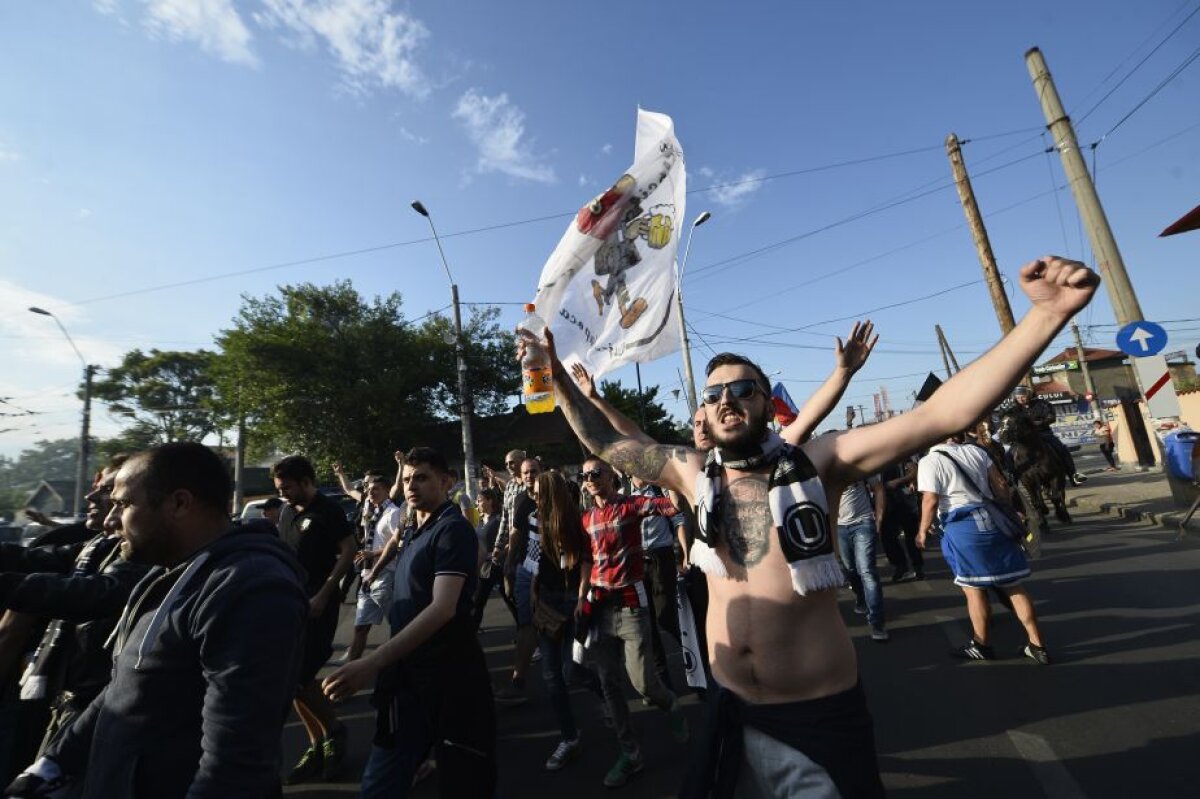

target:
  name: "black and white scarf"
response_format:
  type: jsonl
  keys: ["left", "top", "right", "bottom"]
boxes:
{"left": 691, "top": 431, "right": 842, "bottom": 596}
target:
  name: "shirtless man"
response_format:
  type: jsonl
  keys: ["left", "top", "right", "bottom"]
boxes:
{"left": 519, "top": 257, "right": 1099, "bottom": 797}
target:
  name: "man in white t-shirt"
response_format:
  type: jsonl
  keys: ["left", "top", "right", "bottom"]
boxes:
{"left": 343, "top": 477, "right": 405, "bottom": 662}
{"left": 836, "top": 473, "right": 888, "bottom": 642}
{"left": 915, "top": 436, "right": 1049, "bottom": 664}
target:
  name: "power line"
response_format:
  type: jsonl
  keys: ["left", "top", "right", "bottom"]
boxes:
{"left": 687, "top": 149, "right": 1045, "bottom": 283}
{"left": 696, "top": 279, "right": 983, "bottom": 346}
{"left": 50, "top": 132, "right": 1032, "bottom": 310}
{"left": 1100, "top": 42, "right": 1200, "bottom": 140}
{"left": 1075, "top": 0, "right": 1200, "bottom": 127}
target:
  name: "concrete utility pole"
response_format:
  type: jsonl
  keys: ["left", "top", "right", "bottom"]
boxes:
{"left": 78, "top": 365, "right": 95, "bottom": 517}
{"left": 1071, "top": 321, "right": 1102, "bottom": 420}
{"left": 945, "top": 133, "right": 1017, "bottom": 335}
{"left": 1025, "top": 47, "right": 1145, "bottom": 325}
{"left": 935, "top": 325, "right": 960, "bottom": 377}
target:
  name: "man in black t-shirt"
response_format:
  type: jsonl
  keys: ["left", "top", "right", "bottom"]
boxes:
{"left": 324, "top": 447, "right": 495, "bottom": 799}
{"left": 273, "top": 455, "right": 356, "bottom": 785}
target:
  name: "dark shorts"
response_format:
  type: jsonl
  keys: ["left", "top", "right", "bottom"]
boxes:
{"left": 298, "top": 600, "right": 340, "bottom": 687}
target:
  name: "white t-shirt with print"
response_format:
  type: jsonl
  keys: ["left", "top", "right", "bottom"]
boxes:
{"left": 371, "top": 501, "right": 405, "bottom": 578}
{"left": 917, "top": 444, "right": 995, "bottom": 516}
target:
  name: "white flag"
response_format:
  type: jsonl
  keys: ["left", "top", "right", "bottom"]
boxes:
{"left": 533, "top": 109, "right": 686, "bottom": 377}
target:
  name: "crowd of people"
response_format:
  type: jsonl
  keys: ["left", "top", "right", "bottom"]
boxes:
{"left": 0, "top": 255, "right": 1099, "bottom": 797}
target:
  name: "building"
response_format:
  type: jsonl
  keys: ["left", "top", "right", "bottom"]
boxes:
{"left": 23, "top": 479, "right": 77, "bottom": 515}
{"left": 1035, "top": 347, "right": 1197, "bottom": 402}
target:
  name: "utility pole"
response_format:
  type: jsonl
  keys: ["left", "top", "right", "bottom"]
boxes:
{"left": 232, "top": 413, "right": 246, "bottom": 516}
{"left": 945, "top": 133, "right": 1017, "bottom": 335}
{"left": 76, "top": 365, "right": 95, "bottom": 517}
{"left": 935, "top": 325, "right": 960, "bottom": 377}
{"left": 450, "top": 284, "right": 478, "bottom": 502}
{"left": 634, "top": 363, "right": 648, "bottom": 428}
{"left": 1071, "top": 321, "right": 1101, "bottom": 420}
{"left": 1025, "top": 47, "right": 1144, "bottom": 325}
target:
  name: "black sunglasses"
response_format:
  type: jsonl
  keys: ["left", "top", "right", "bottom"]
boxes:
{"left": 701, "top": 379, "right": 762, "bottom": 405}
{"left": 580, "top": 469, "right": 605, "bottom": 482}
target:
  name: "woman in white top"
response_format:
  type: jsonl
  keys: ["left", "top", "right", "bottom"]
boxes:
{"left": 916, "top": 434, "right": 1049, "bottom": 665}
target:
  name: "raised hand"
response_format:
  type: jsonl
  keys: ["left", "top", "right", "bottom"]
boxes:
{"left": 1019, "top": 256, "right": 1100, "bottom": 318}
{"left": 570, "top": 362, "right": 598, "bottom": 398}
{"left": 836, "top": 320, "right": 878, "bottom": 375}
{"left": 332, "top": 461, "right": 345, "bottom": 475}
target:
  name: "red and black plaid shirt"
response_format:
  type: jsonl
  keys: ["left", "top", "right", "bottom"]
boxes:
{"left": 583, "top": 493, "right": 678, "bottom": 608}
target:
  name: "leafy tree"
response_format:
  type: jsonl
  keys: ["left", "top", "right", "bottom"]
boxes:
{"left": 0, "top": 438, "right": 82, "bottom": 489}
{"left": 211, "top": 281, "right": 519, "bottom": 475}
{"left": 597, "top": 380, "right": 689, "bottom": 445}
{"left": 91, "top": 349, "right": 221, "bottom": 443}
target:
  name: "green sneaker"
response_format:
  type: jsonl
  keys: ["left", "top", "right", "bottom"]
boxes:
{"left": 321, "top": 725, "right": 347, "bottom": 780}
{"left": 668, "top": 701, "right": 689, "bottom": 744}
{"left": 284, "top": 744, "right": 324, "bottom": 785}
{"left": 602, "top": 750, "right": 644, "bottom": 788}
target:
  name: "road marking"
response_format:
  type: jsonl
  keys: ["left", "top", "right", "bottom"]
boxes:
{"left": 1006, "top": 730, "right": 1086, "bottom": 798}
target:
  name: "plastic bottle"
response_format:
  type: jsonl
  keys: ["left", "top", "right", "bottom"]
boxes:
{"left": 517, "top": 303, "right": 556, "bottom": 414}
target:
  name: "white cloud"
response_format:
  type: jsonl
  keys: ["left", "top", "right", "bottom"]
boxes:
{"left": 142, "top": 0, "right": 259, "bottom": 66}
{"left": 92, "top": 0, "right": 121, "bottom": 16}
{"left": 578, "top": 174, "right": 589, "bottom": 187}
{"left": 255, "top": 0, "right": 430, "bottom": 96}
{"left": 600, "top": 143, "right": 612, "bottom": 156}
{"left": 0, "top": 141, "right": 19, "bottom": 163}
{"left": 452, "top": 89, "right": 555, "bottom": 184}
{"left": 397, "top": 126, "right": 427, "bottom": 145}
{"left": 0, "top": 280, "right": 123, "bottom": 373}
{"left": 699, "top": 167, "right": 767, "bottom": 208}
{"left": 77, "top": 208, "right": 93, "bottom": 219}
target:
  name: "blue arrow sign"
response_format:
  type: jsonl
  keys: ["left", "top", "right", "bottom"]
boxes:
{"left": 1116, "top": 321, "right": 1168, "bottom": 357}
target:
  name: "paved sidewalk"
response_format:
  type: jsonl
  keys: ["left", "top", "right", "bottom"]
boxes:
{"left": 1067, "top": 451, "right": 1198, "bottom": 532}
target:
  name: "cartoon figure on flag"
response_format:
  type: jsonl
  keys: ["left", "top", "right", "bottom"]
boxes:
{"left": 533, "top": 110, "right": 687, "bottom": 377}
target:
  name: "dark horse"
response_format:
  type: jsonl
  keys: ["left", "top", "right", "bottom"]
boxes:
{"left": 996, "top": 410, "right": 1072, "bottom": 529}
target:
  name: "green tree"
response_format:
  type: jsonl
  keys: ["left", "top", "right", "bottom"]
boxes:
{"left": 211, "top": 281, "right": 519, "bottom": 474}
{"left": 597, "top": 380, "right": 689, "bottom": 444}
{"left": 91, "top": 349, "right": 221, "bottom": 443}
{"left": 0, "top": 438, "right": 81, "bottom": 489}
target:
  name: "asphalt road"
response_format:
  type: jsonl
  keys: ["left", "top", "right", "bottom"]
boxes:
{"left": 283, "top": 497, "right": 1200, "bottom": 797}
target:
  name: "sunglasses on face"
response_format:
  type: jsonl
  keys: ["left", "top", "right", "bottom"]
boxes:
{"left": 701, "top": 379, "right": 762, "bottom": 405}
{"left": 580, "top": 469, "right": 605, "bottom": 482}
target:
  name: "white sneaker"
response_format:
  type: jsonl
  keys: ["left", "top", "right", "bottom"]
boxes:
{"left": 545, "top": 737, "right": 581, "bottom": 770}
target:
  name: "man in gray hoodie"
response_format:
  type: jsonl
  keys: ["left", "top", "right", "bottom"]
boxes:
{"left": 6, "top": 442, "right": 309, "bottom": 799}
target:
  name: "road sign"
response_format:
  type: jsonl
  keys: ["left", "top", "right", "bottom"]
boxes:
{"left": 1133, "top": 353, "right": 1182, "bottom": 419}
{"left": 1116, "top": 321, "right": 1168, "bottom": 357}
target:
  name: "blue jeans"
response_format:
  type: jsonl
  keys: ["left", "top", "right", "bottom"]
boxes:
{"left": 537, "top": 589, "right": 602, "bottom": 742}
{"left": 837, "top": 519, "right": 885, "bottom": 628}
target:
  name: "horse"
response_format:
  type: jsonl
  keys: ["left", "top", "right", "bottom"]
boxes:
{"left": 996, "top": 409, "right": 1072, "bottom": 529}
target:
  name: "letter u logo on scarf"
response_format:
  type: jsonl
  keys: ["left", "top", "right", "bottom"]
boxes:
{"left": 780, "top": 502, "right": 829, "bottom": 559}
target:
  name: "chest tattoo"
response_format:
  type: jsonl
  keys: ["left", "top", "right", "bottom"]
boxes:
{"left": 721, "top": 476, "right": 773, "bottom": 568}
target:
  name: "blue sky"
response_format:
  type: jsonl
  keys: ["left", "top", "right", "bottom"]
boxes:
{"left": 2, "top": 0, "right": 1198, "bottom": 457}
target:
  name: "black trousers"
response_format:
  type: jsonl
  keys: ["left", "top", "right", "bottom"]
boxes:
{"left": 880, "top": 493, "right": 924, "bottom": 576}
{"left": 644, "top": 547, "right": 681, "bottom": 687}
{"left": 470, "top": 564, "right": 517, "bottom": 630}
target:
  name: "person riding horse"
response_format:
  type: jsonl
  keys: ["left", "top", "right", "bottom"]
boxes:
{"left": 1007, "top": 386, "right": 1086, "bottom": 486}
{"left": 994, "top": 386, "right": 1081, "bottom": 528}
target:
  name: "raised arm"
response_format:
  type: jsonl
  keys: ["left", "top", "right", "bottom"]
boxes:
{"left": 569, "top": 363, "right": 643, "bottom": 438}
{"left": 519, "top": 329, "right": 703, "bottom": 501}
{"left": 808, "top": 257, "right": 1099, "bottom": 489}
{"left": 332, "top": 462, "right": 363, "bottom": 502}
{"left": 783, "top": 320, "right": 878, "bottom": 446}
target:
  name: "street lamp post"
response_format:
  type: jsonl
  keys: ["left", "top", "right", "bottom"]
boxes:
{"left": 675, "top": 210, "right": 712, "bottom": 416}
{"left": 411, "top": 201, "right": 478, "bottom": 502}
{"left": 28, "top": 306, "right": 95, "bottom": 517}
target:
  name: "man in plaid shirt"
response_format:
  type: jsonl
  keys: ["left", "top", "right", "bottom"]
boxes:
{"left": 577, "top": 456, "right": 689, "bottom": 788}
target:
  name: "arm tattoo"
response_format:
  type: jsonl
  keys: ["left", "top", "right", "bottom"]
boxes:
{"left": 555, "top": 367, "right": 695, "bottom": 482}
{"left": 722, "top": 476, "right": 772, "bottom": 568}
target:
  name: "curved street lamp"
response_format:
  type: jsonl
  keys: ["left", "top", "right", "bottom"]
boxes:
{"left": 675, "top": 211, "right": 712, "bottom": 416}
{"left": 410, "top": 202, "right": 478, "bottom": 502}
{"left": 28, "top": 306, "right": 96, "bottom": 517}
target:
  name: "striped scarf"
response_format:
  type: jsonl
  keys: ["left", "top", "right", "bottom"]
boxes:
{"left": 691, "top": 431, "right": 842, "bottom": 596}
